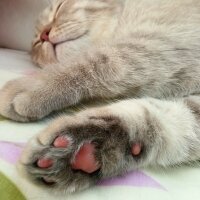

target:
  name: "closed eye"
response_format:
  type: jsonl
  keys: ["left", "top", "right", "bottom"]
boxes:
{"left": 54, "top": 30, "right": 88, "bottom": 46}
{"left": 55, "top": 1, "right": 66, "bottom": 19}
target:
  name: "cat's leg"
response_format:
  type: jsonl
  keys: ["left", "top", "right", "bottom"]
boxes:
{"left": 1, "top": 45, "right": 142, "bottom": 121}
{"left": 19, "top": 96, "right": 200, "bottom": 192}
{"left": 1, "top": 44, "right": 200, "bottom": 122}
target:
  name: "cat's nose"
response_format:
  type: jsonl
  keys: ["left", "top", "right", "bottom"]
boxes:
{"left": 40, "top": 29, "right": 50, "bottom": 42}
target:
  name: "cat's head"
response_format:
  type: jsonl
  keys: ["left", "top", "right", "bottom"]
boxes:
{"left": 31, "top": 0, "right": 121, "bottom": 67}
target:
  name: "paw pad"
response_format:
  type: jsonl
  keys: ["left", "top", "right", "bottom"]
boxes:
{"left": 71, "top": 143, "right": 100, "bottom": 173}
{"left": 37, "top": 158, "right": 53, "bottom": 168}
{"left": 53, "top": 136, "right": 70, "bottom": 148}
{"left": 131, "top": 143, "right": 142, "bottom": 156}
{"left": 41, "top": 177, "right": 55, "bottom": 186}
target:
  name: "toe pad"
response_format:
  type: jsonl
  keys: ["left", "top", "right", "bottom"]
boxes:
{"left": 132, "top": 143, "right": 142, "bottom": 156}
{"left": 37, "top": 158, "right": 53, "bottom": 168}
{"left": 53, "top": 136, "right": 70, "bottom": 148}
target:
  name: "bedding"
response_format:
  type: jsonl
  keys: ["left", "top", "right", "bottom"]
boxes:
{"left": 0, "top": 48, "right": 200, "bottom": 200}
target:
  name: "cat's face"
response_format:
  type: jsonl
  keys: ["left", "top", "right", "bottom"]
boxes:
{"left": 31, "top": 0, "right": 120, "bottom": 67}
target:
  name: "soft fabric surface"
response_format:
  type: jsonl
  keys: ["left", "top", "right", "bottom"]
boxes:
{"left": 1, "top": 48, "right": 200, "bottom": 200}
{"left": 0, "top": 171, "right": 26, "bottom": 200}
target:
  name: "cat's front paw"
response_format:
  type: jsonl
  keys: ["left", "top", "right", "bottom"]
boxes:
{"left": 19, "top": 110, "right": 143, "bottom": 192}
{"left": 0, "top": 77, "right": 50, "bottom": 122}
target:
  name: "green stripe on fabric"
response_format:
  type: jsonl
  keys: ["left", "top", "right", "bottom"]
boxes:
{"left": 0, "top": 171, "right": 26, "bottom": 200}
{"left": 0, "top": 115, "right": 6, "bottom": 121}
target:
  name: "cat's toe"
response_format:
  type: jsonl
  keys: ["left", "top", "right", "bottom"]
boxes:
{"left": 37, "top": 158, "right": 54, "bottom": 168}
{"left": 12, "top": 92, "right": 48, "bottom": 121}
{"left": 53, "top": 136, "right": 71, "bottom": 148}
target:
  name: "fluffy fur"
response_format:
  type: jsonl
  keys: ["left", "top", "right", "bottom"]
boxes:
{"left": 1, "top": 0, "right": 200, "bottom": 193}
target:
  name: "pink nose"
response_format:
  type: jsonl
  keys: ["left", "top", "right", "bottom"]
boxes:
{"left": 40, "top": 29, "right": 50, "bottom": 42}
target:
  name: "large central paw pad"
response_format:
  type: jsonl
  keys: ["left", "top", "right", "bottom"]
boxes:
{"left": 71, "top": 142, "right": 100, "bottom": 173}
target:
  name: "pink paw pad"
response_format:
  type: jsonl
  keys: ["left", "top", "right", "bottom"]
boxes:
{"left": 42, "top": 177, "right": 55, "bottom": 185}
{"left": 37, "top": 158, "right": 53, "bottom": 168}
{"left": 53, "top": 136, "right": 70, "bottom": 148}
{"left": 71, "top": 143, "right": 100, "bottom": 174}
{"left": 131, "top": 143, "right": 142, "bottom": 156}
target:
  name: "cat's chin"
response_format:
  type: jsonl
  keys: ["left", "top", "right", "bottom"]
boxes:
{"left": 31, "top": 41, "right": 58, "bottom": 67}
{"left": 32, "top": 42, "right": 71, "bottom": 65}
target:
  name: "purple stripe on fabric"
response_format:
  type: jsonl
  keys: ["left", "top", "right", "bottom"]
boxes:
{"left": 0, "top": 141, "right": 25, "bottom": 164}
{"left": 98, "top": 170, "right": 165, "bottom": 190}
{"left": 0, "top": 141, "right": 165, "bottom": 190}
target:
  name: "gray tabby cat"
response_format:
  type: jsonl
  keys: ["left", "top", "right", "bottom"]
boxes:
{"left": 1, "top": 0, "right": 200, "bottom": 193}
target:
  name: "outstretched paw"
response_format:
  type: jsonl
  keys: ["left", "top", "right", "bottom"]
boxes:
{"left": 19, "top": 110, "right": 143, "bottom": 192}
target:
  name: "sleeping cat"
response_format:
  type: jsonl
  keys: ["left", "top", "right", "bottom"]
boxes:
{"left": 1, "top": 0, "right": 200, "bottom": 193}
